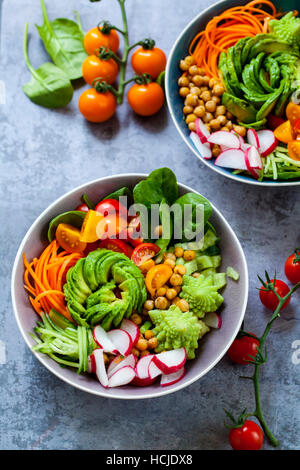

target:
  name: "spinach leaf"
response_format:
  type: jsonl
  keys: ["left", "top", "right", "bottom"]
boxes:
{"left": 48, "top": 211, "right": 86, "bottom": 242}
{"left": 105, "top": 187, "right": 132, "bottom": 203}
{"left": 23, "top": 23, "right": 74, "bottom": 108}
{"left": 81, "top": 194, "right": 95, "bottom": 210}
{"left": 133, "top": 168, "right": 178, "bottom": 208}
{"left": 174, "top": 192, "right": 212, "bottom": 243}
{"left": 36, "top": 0, "right": 87, "bottom": 81}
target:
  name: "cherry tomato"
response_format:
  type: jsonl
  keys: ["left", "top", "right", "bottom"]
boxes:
{"left": 259, "top": 279, "right": 290, "bottom": 311}
{"left": 127, "top": 82, "right": 164, "bottom": 116}
{"left": 287, "top": 140, "right": 300, "bottom": 161}
{"left": 294, "top": 118, "right": 300, "bottom": 134}
{"left": 96, "top": 214, "right": 128, "bottom": 240}
{"left": 146, "top": 264, "right": 173, "bottom": 297}
{"left": 286, "top": 101, "right": 300, "bottom": 127}
{"left": 285, "top": 248, "right": 300, "bottom": 284}
{"left": 76, "top": 203, "right": 89, "bottom": 212}
{"left": 83, "top": 240, "right": 100, "bottom": 256}
{"left": 99, "top": 239, "right": 133, "bottom": 258}
{"left": 83, "top": 27, "right": 119, "bottom": 55}
{"left": 227, "top": 334, "right": 259, "bottom": 365}
{"left": 131, "top": 47, "right": 166, "bottom": 79}
{"left": 131, "top": 242, "right": 160, "bottom": 266}
{"left": 229, "top": 420, "right": 264, "bottom": 450}
{"left": 267, "top": 114, "right": 285, "bottom": 131}
{"left": 273, "top": 120, "right": 295, "bottom": 144}
{"left": 78, "top": 88, "right": 116, "bottom": 123}
{"left": 56, "top": 223, "right": 87, "bottom": 253}
{"left": 126, "top": 216, "right": 143, "bottom": 247}
{"left": 95, "top": 199, "right": 128, "bottom": 218}
{"left": 82, "top": 55, "right": 118, "bottom": 86}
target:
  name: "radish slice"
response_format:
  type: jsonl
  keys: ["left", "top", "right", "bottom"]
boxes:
{"left": 195, "top": 118, "right": 210, "bottom": 143}
{"left": 247, "top": 129, "right": 259, "bottom": 148}
{"left": 256, "top": 129, "right": 278, "bottom": 157}
{"left": 93, "top": 349, "right": 108, "bottom": 388}
{"left": 244, "top": 147, "right": 261, "bottom": 179}
{"left": 136, "top": 354, "right": 154, "bottom": 379}
{"left": 215, "top": 149, "right": 247, "bottom": 170}
{"left": 246, "top": 146, "right": 262, "bottom": 169}
{"left": 120, "top": 319, "right": 140, "bottom": 347}
{"left": 208, "top": 130, "right": 240, "bottom": 149}
{"left": 93, "top": 325, "right": 118, "bottom": 354}
{"left": 107, "top": 329, "right": 132, "bottom": 357}
{"left": 152, "top": 348, "right": 187, "bottom": 374}
{"left": 107, "top": 353, "right": 137, "bottom": 379}
{"left": 108, "top": 366, "right": 136, "bottom": 388}
{"left": 149, "top": 359, "right": 163, "bottom": 379}
{"left": 231, "top": 130, "right": 244, "bottom": 148}
{"left": 160, "top": 367, "right": 185, "bottom": 387}
{"left": 241, "top": 142, "right": 251, "bottom": 152}
{"left": 131, "top": 376, "right": 157, "bottom": 387}
{"left": 190, "top": 132, "right": 212, "bottom": 159}
{"left": 203, "top": 312, "right": 222, "bottom": 329}
{"left": 87, "top": 353, "right": 96, "bottom": 374}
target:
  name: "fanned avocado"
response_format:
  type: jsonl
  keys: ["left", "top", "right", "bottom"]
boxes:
{"left": 218, "top": 51, "right": 236, "bottom": 95}
{"left": 95, "top": 252, "right": 128, "bottom": 285}
{"left": 258, "top": 68, "right": 274, "bottom": 93}
{"left": 249, "top": 38, "right": 295, "bottom": 60}
{"left": 86, "top": 281, "right": 116, "bottom": 308}
{"left": 232, "top": 37, "right": 248, "bottom": 77}
{"left": 264, "top": 56, "right": 281, "bottom": 88}
{"left": 240, "top": 85, "right": 274, "bottom": 106}
{"left": 70, "top": 259, "right": 91, "bottom": 298}
{"left": 242, "top": 62, "right": 265, "bottom": 94}
{"left": 66, "top": 267, "right": 88, "bottom": 305}
{"left": 222, "top": 92, "right": 257, "bottom": 124}
{"left": 237, "top": 118, "right": 267, "bottom": 129}
{"left": 241, "top": 37, "right": 258, "bottom": 66}
{"left": 226, "top": 47, "right": 242, "bottom": 97}
{"left": 253, "top": 52, "right": 266, "bottom": 83}
{"left": 256, "top": 86, "right": 283, "bottom": 121}
{"left": 83, "top": 249, "right": 109, "bottom": 291}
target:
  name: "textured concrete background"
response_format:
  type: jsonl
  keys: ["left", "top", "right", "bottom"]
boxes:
{"left": 0, "top": 0, "right": 299, "bottom": 450}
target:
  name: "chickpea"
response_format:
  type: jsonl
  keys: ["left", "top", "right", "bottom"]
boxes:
{"left": 172, "top": 296, "right": 181, "bottom": 305}
{"left": 200, "top": 86, "right": 208, "bottom": 93}
{"left": 136, "top": 338, "right": 148, "bottom": 351}
{"left": 184, "top": 56, "right": 194, "bottom": 67}
{"left": 166, "top": 288, "right": 178, "bottom": 300}
{"left": 203, "top": 112, "right": 213, "bottom": 123}
{"left": 221, "top": 126, "right": 229, "bottom": 132}
{"left": 177, "top": 299, "right": 190, "bottom": 312}
{"left": 144, "top": 299, "right": 154, "bottom": 311}
{"left": 226, "top": 111, "right": 233, "bottom": 119}
{"left": 188, "top": 122, "right": 196, "bottom": 132}
{"left": 103, "top": 353, "right": 109, "bottom": 365}
{"left": 179, "top": 60, "right": 189, "bottom": 71}
{"left": 194, "top": 105, "right": 206, "bottom": 118}
{"left": 140, "top": 350, "right": 150, "bottom": 358}
{"left": 142, "top": 309, "right": 149, "bottom": 316}
{"left": 210, "top": 118, "right": 221, "bottom": 131}
{"left": 174, "top": 246, "right": 184, "bottom": 258}
{"left": 192, "top": 272, "right": 201, "bottom": 278}
{"left": 212, "top": 144, "right": 221, "bottom": 158}
{"left": 178, "top": 76, "right": 189, "bottom": 87}
{"left": 213, "top": 83, "right": 225, "bottom": 96}
{"left": 233, "top": 125, "right": 246, "bottom": 137}
{"left": 131, "top": 313, "right": 142, "bottom": 325}
{"left": 202, "top": 76, "right": 210, "bottom": 86}
{"left": 215, "top": 105, "right": 226, "bottom": 116}
{"left": 154, "top": 296, "right": 169, "bottom": 310}
{"left": 190, "top": 86, "right": 201, "bottom": 96}
{"left": 185, "top": 93, "right": 198, "bottom": 107}
{"left": 200, "top": 90, "right": 211, "bottom": 102}
{"left": 174, "top": 264, "right": 186, "bottom": 275}
{"left": 226, "top": 120, "right": 233, "bottom": 130}
{"left": 209, "top": 77, "right": 219, "bottom": 89}
{"left": 148, "top": 337, "right": 158, "bottom": 350}
{"left": 174, "top": 285, "right": 182, "bottom": 294}
{"left": 179, "top": 86, "right": 190, "bottom": 97}
{"left": 211, "top": 95, "right": 221, "bottom": 104}
{"left": 164, "top": 258, "right": 176, "bottom": 269}
{"left": 192, "top": 75, "right": 204, "bottom": 87}
{"left": 189, "top": 65, "right": 199, "bottom": 75}
{"left": 183, "top": 105, "right": 193, "bottom": 115}
{"left": 169, "top": 273, "right": 183, "bottom": 286}
{"left": 205, "top": 123, "right": 211, "bottom": 132}
{"left": 165, "top": 252, "right": 176, "bottom": 261}
{"left": 183, "top": 250, "right": 196, "bottom": 261}
{"left": 216, "top": 115, "right": 227, "bottom": 126}
{"left": 156, "top": 286, "right": 167, "bottom": 297}
{"left": 185, "top": 114, "right": 197, "bottom": 125}
{"left": 144, "top": 330, "right": 155, "bottom": 340}
{"left": 205, "top": 100, "right": 217, "bottom": 113}
{"left": 132, "top": 347, "right": 140, "bottom": 357}
{"left": 198, "top": 67, "right": 206, "bottom": 75}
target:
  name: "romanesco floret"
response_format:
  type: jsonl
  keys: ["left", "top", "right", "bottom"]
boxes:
{"left": 149, "top": 305, "right": 209, "bottom": 359}
{"left": 180, "top": 274, "right": 224, "bottom": 318}
{"left": 269, "top": 12, "right": 300, "bottom": 49}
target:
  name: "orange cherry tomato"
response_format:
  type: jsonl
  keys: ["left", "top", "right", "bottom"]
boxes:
{"left": 145, "top": 264, "right": 173, "bottom": 297}
{"left": 131, "top": 47, "right": 166, "bottom": 79}
{"left": 82, "top": 55, "right": 118, "bottom": 86}
{"left": 96, "top": 215, "right": 128, "bottom": 240}
{"left": 78, "top": 88, "right": 116, "bottom": 123}
{"left": 56, "top": 224, "right": 87, "bottom": 253}
{"left": 273, "top": 120, "right": 295, "bottom": 143}
{"left": 80, "top": 210, "right": 104, "bottom": 243}
{"left": 127, "top": 82, "right": 164, "bottom": 116}
{"left": 84, "top": 27, "right": 119, "bottom": 55}
{"left": 287, "top": 140, "right": 300, "bottom": 161}
{"left": 286, "top": 102, "right": 300, "bottom": 127}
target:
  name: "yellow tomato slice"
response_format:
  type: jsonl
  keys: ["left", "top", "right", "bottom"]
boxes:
{"left": 145, "top": 264, "right": 173, "bottom": 297}
{"left": 273, "top": 120, "right": 295, "bottom": 144}
{"left": 80, "top": 210, "right": 104, "bottom": 243}
{"left": 56, "top": 224, "right": 87, "bottom": 253}
{"left": 287, "top": 140, "right": 300, "bottom": 161}
{"left": 286, "top": 102, "right": 300, "bottom": 127}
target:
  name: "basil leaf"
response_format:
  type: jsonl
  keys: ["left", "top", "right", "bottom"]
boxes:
{"left": 36, "top": 0, "right": 87, "bottom": 81}
{"left": 23, "top": 23, "right": 74, "bottom": 108}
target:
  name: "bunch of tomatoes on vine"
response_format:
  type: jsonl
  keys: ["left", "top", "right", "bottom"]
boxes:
{"left": 78, "top": 0, "right": 166, "bottom": 123}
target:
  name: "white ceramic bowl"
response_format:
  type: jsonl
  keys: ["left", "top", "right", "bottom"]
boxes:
{"left": 11, "top": 174, "right": 248, "bottom": 399}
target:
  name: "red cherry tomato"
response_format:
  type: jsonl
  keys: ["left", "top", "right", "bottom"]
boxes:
{"left": 95, "top": 199, "right": 128, "bottom": 219}
{"left": 99, "top": 239, "right": 133, "bottom": 258}
{"left": 285, "top": 249, "right": 300, "bottom": 284}
{"left": 83, "top": 240, "right": 100, "bottom": 256}
{"left": 229, "top": 420, "right": 264, "bottom": 450}
{"left": 76, "top": 203, "right": 89, "bottom": 212}
{"left": 97, "top": 214, "right": 128, "bottom": 241}
{"left": 267, "top": 114, "right": 285, "bottom": 131}
{"left": 294, "top": 118, "right": 300, "bottom": 134}
{"left": 227, "top": 334, "right": 259, "bottom": 365}
{"left": 259, "top": 279, "right": 290, "bottom": 311}
{"left": 126, "top": 216, "right": 144, "bottom": 247}
{"left": 131, "top": 242, "right": 160, "bottom": 266}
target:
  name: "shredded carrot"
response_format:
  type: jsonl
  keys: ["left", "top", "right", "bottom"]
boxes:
{"left": 188, "top": 0, "right": 279, "bottom": 78}
{"left": 23, "top": 240, "right": 83, "bottom": 322}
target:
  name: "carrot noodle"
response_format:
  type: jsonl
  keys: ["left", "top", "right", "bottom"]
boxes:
{"left": 23, "top": 240, "right": 83, "bottom": 322}
{"left": 189, "top": 0, "right": 280, "bottom": 78}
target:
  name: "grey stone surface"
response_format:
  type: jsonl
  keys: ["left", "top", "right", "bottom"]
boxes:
{"left": 0, "top": 0, "right": 299, "bottom": 451}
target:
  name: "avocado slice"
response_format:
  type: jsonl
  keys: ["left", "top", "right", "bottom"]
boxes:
{"left": 258, "top": 68, "right": 274, "bottom": 93}
{"left": 222, "top": 92, "right": 257, "bottom": 124}
{"left": 249, "top": 38, "right": 296, "bottom": 60}
{"left": 70, "top": 259, "right": 91, "bottom": 297}
{"left": 242, "top": 62, "right": 265, "bottom": 94}
{"left": 226, "top": 47, "right": 242, "bottom": 97}
{"left": 232, "top": 37, "right": 248, "bottom": 78}
{"left": 83, "top": 249, "right": 109, "bottom": 291}
{"left": 237, "top": 118, "right": 267, "bottom": 129}
{"left": 218, "top": 51, "right": 236, "bottom": 95}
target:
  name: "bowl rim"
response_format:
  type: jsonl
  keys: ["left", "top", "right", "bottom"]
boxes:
{"left": 11, "top": 172, "right": 249, "bottom": 399}
{"left": 165, "top": 0, "right": 300, "bottom": 187}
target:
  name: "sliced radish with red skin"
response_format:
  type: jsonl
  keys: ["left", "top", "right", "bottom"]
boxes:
{"left": 208, "top": 131, "right": 240, "bottom": 149}
{"left": 256, "top": 129, "right": 278, "bottom": 157}
{"left": 94, "top": 349, "right": 108, "bottom": 388}
{"left": 87, "top": 353, "right": 96, "bottom": 374}
{"left": 195, "top": 118, "right": 210, "bottom": 143}
{"left": 241, "top": 142, "right": 251, "bottom": 152}
{"left": 107, "top": 329, "right": 132, "bottom": 357}
{"left": 160, "top": 367, "right": 185, "bottom": 387}
{"left": 120, "top": 319, "right": 140, "bottom": 347}
{"left": 107, "top": 366, "right": 136, "bottom": 388}
{"left": 152, "top": 348, "right": 186, "bottom": 374}
{"left": 148, "top": 359, "right": 163, "bottom": 379}
{"left": 215, "top": 149, "right": 247, "bottom": 170}
{"left": 93, "top": 325, "right": 118, "bottom": 354}
{"left": 244, "top": 148, "right": 261, "bottom": 179}
{"left": 131, "top": 376, "right": 158, "bottom": 387}
{"left": 246, "top": 146, "right": 262, "bottom": 169}
{"left": 203, "top": 312, "right": 222, "bottom": 329}
{"left": 247, "top": 129, "right": 259, "bottom": 148}
{"left": 231, "top": 130, "right": 244, "bottom": 148}
{"left": 136, "top": 354, "right": 154, "bottom": 379}
{"left": 107, "top": 353, "right": 137, "bottom": 379}
{"left": 190, "top": 132, "right": 212, "bottom": 159}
